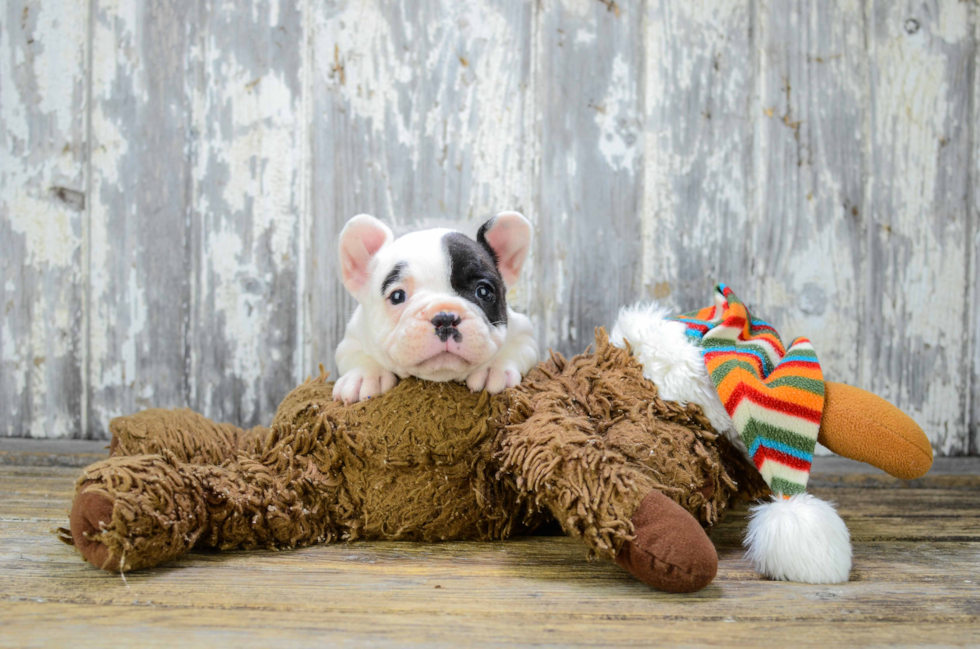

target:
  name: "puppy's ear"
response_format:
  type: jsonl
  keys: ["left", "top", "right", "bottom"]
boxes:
{"left": 477, "top": 211, "right": 532, "bottom": 287}
{"left": 339, "top": 214, "right": 394, "bottom": 296}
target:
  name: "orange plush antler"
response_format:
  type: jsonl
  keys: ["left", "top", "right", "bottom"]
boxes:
{"left": 817, "top": 382, "right": 933, "bottom": 480}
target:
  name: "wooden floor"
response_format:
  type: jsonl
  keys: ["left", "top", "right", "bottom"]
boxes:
{"left": 1, "top": 441, "right": 978, "bottom": 647}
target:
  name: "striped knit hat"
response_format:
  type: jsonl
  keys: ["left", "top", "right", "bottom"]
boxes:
{"left": 668, "top": 284, "right": 824, "bottom": 496}
{"left": 612, "top": 285, "right": 852, "bottom": 584}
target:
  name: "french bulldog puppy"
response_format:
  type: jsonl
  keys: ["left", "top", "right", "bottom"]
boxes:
{"left": 332, "top": 212, "right": 540, "bottom": 404}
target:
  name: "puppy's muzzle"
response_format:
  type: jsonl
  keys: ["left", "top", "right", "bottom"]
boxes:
{"left": 431, "top": 312, "right": 463, "bottom": 343}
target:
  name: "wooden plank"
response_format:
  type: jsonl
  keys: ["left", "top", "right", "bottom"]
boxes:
{"left": 749, "top": 0, "right": 869, "bottom": 386}
{"left": 86, "top": 0, "right": 196, "bottom": 436}
{"left": 2, "top": 461, "right": 978, "bottom": 645}
{"left": 641, "top": 0, "right": 756, "bottom": 307}
{"left": 1, "top": 537, "right": 977, "bottom": 644}
{"left": 642, "top": 0, "right": 870, "bottom": 432}
{"left": 2, "top": 0, "right": 978, "bottom": 453}
{"left": 87, "top": 0, "right": 308, "bottom": 432}
{"left": 0, "top": 439, "right": 106, "bottom": 467}
{"left": 306, "top": 0, "right": 535, "bottom": 375}
{"left": 971, "top": 6, "right": 980, "bottom": 456}
{"left": 4, "top": 530, "right": 978, "bottom": 619}
{"left": 529, "top": 0, "right": 643, "bottom": 355}
{"left": 1, "top": 601, "right": 976, "bottom": 647}
{"left": 182, "top": 0, "right": 306, "bottom": 428}
{"left": 0, "top": 0, "right": 89, "bottom": 437}
{"left": 863, "top": 0, "right": 975, "bottom": 454}
{"left": 810, "top": 454, "right": 980, "bottom": 476}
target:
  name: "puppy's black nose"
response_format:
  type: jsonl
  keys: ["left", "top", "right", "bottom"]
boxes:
{"left": 431, "top": 312, "right": 462, "bottom": 329}
{"left": 431, "top": 312, "right": 462, "bottom": 343}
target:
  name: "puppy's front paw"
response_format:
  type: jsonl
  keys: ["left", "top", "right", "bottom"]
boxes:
{"left": 465, "top": 361, "right": 522, "bottom": 395}
{"left": 333, "top": 366, "right": 398, "bottom": 404}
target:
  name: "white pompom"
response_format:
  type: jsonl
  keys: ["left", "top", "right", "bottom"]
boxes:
{"left": 744, "top": 493, "right": 852, "bottom": 583}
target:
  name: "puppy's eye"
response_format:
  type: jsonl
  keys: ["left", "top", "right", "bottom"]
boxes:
{"left": 389, "top": 290, "right": 407, "bottom": 305}
{"left": 475, "top": 283, "right": 495, "bottom": 302}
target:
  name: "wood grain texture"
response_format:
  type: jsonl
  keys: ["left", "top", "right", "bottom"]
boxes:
{"left": 751, "top": 0, "right": 868, "bottom": 385}
{"left": 183, "top": 0, "right": 305, "bottom": 428}
{"left": 970, "top": 6, "right": 979, "bottom": 456}
{"left": 87, "top": 0, "right": 195, "bottom": 434}
{"left": 530, "top": 0, "right": 643, "bottom": 352}
{"left": 87, "top": 0, "right": 305, "bottom": 433}
{"left": 1, "top": 459, "right": 978, "bottom": 646}
{"left": 863, "top": 0, "right": 976, "bottom": 456}
{"left": 1, "top": 0, "right": 978, "bottom": 452}
{"left": 0, "top": 0, "right": 88, "bottom": 438}
{"left": 642, "top": 0, "right": 756, "bottom": 308}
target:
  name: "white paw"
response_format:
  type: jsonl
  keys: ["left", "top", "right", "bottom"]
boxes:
{"left": 465, "top": 361, "right": 522, "bottom": 394}
{"left": 332, "top": 366, "right": 398, "bottom": 404}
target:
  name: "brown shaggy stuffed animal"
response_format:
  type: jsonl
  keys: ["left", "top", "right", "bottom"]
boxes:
{"left": 62, "top": 330, "right": 930, "bottom": 593}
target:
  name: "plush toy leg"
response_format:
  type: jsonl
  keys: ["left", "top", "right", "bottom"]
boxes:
{"left": 818, "top": 382, "right": 933, "bottom": 479}
{"left": 109, "top": 408, "right": 269, "bottom": 465}
{"left": 69, "top": 455, "right": 210, "bottom": 571}
{"left": 69, "top": 444, "right": 340, "bottom": 572}
{"left": 615, "top": 491, "right": 718, "bottom": 593}
{"left": 70, "top": 481, "right": 117, "bottom": 570}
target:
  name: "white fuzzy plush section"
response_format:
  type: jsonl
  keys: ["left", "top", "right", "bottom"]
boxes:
{"left": 610, "top": 302, "right": 741, "bottom": 449}
{"left": 744, "top": 494, "right": 852, "bottom": 583}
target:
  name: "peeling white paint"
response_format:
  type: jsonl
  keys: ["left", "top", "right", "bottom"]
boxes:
{"left": 933, "top": 1, "right": 970, "bottom": 44}
{"left": 30, "top": 0, "right": 88, "bottom": 139}
{"left": 319, "top": 1, "right": 417, "bottom": 148}
{"left": 206, "top": 226, "right": 264, "bottom": 420}
{"left": 3, "top": 195, "right": 78, "bottom": 267}
{"left": 1, "top": 0, "right": 976, "bottom": 453}
{"left": 217, "top": 62, "right": 297, "bottom": 272}
{"left": 595, "top": 54, "right": 639, "bottom": 174}
{"left": 1, "top": 0, "right": 88, "bottom": 438}
{"left": 864, "top": 1, "right": 971, "bottom": 453}
{"left": 1, "top": 315, "right": 27, "bottom": 403}
{"left": 574, "top": 28, "right": 596, "bottom": 45}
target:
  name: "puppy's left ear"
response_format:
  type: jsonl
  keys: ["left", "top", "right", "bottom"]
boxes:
{"left": 477, "top": 211, "right": 532, "bottom": 287}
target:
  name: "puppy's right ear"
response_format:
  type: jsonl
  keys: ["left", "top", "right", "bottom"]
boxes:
{"left": 339, "top": 214, "right": 394, "bottom": 296}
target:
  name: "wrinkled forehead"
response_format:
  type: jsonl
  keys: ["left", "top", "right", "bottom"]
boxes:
{"left": 372, "top": 228, "right": 453, "bottom": 292}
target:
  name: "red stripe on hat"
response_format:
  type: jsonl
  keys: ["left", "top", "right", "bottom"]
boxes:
{"left": 753, "top": 446, "right": 813, "bottom": 473}
{"left": 725, "top": 382, "right": 823, "bottom": 423}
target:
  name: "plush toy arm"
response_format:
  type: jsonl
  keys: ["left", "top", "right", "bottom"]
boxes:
{"left": 109, "top": 408, "right": 270, "bottom": 465}
{"left": 68, "top": 430, "right": 342, "bottom": 572}
{"left": 69, "top": 455, "right": 211, "bottom": 571}
{"left": 818, "top": 382, "right": 933, "bottom": 480}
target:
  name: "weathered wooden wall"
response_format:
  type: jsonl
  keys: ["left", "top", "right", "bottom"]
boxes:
{"left": 1, "top": 0, "right": 977, "bottom": 455}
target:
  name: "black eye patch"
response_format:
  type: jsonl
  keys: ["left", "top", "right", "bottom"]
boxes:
{"left": 381, "top": 262, "right": 407, "bottom": 296}
{"left": 443, "top": 232, "right": 507, "bottom": 326}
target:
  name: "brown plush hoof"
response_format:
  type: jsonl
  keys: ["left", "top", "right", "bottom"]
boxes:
{"left": 70, "top": 483, "right": 119, "bottom": 571}
{"left": 615, "top": 491, "right": 718, "bottom": 593}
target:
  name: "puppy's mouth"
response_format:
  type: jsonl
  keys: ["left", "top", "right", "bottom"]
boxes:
{"left": 413, "top": 350, "right": 471, "bottom": 373}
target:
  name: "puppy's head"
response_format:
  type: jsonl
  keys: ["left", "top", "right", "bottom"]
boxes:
{"left": 338, "top": 212, "right": 532, "bottom": 381}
